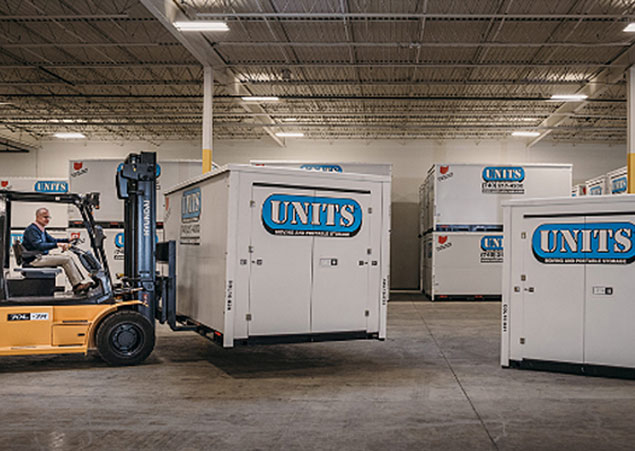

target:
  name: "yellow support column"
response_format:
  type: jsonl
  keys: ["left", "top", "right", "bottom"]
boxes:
{"left": 202, "top": 66, "right": 213, "bottom": 174}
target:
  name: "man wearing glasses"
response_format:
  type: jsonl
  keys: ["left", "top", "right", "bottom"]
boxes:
{"left": 22, "top": 207, "right": 93, "bottom": 294}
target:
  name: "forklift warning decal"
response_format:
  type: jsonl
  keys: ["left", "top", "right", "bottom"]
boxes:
{"left": 8, "top": 313, "right": 49, "bottom": 321}
{"left": 262, "top": 194, "right": 362, "bottom": 237}
{"left": 480, "top": 235, "right": 503, "bottom": 263}
{"left": 532, "top": 222, "right": 635, "bottom": 264}
{"left": 482, "top": 166, "right": 525, "bottom": 195}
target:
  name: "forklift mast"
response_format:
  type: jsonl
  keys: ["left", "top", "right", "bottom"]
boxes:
{"left": 116, "top": 152, "right": 157, "bottom": 322}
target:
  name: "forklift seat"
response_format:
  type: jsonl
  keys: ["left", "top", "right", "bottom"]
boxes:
{"left": 10, "top": 241, "right": 61, "bottom": 297}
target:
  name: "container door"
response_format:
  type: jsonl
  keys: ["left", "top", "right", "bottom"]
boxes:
{"left": 521, "top": 216, "right": 585, "bottom": 363}
{"left": 311, "top": 191, "right": 370, "bottom": 333}
{"left": 584, "top": 215, "right": 635, "bottom": 367}
{"left": 248, "top": 186, "right": 313, "bottom": 335}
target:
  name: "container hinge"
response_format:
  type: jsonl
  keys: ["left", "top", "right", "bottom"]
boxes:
{"left": 520, "top": 338, "right": 525, "bottom": 345}
{"left": 246, "top": 313, "right": 252, "bottom": 321}
{"left": 521, "top": 232, "right": 527, "bottom": 239}
{"left": 367, "top": 248, "right": 372, "bottom": 255}
{"left": 250, "top": 200, "right": 255, "bottom": 207}
{"left": 248, "top": 245, "right": 254, "bottom": 253}
{"left": 368, "top": 207, "right": 373, "bottom": 214}
{"left": 364, "top": 310, "right": 370, "bottom": 317}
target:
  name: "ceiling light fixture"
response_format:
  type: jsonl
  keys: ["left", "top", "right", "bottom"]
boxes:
{"left": 275, "top": 132, "right": 304, "bottom": 138}
{"left": 241, "top": 96, "right": 280, "bottom": 102}
{"left": 550, "top": 94, "right": 588, "bottom": 101}
{"left": 173, "top": 21, "right": 229, "bottom": 32}
{"left": 281, "top": 118, "right": 298, "bottom": 122}
{"left": 53, "top": 132, "right": 86, "bottom": 139}
{"left": 624, "top": 23, "right": 635, "bottom": 32}
{"left": 512, "top": 131, "right": 540, "bottom": 138}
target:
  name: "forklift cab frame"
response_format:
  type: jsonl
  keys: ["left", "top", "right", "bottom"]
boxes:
{"left": 0, "top": 190, "right": 154, "bottom": 365}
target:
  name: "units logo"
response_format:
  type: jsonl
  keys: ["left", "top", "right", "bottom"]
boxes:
{"left": 532, "top": 222, "right": 635, "bottom": 264}
{"left": 480, "top": 235, "right": 503, "bottom": 263}
{"left": 262, "top": 194, "right": 362, "bottom": 237}
{"left": 437, "top": 165, "right": 454, "bottom": 182}
{"left": 611, "top": 176, "right": 627, "bottom": 194}
{"left": 482, "top": 166, "right": 525, "bottom": 194}
{"left": 71, "top": 161, "right": 88, "bottom": 178}
{"left": 436, "top": 235, "right": 452, "bottom": 252}
{"left": 34, "top": 181, "right": 68, "bottom": 193}
{"left": 299, "top": 164, "right": 343, "bottom": 173}
{"left": 1, "top": 180, "right": 11, "bottom": 189}
{"left": 181, "top": 187, "right": 201, "bottom": 223}
{"left": 589, "top": 185, "right": 603, "bottom": 196}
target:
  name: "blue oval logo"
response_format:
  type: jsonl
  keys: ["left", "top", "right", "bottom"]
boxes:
{"left": 612, "top": 176, "right": 627, "bottom": 194}
{"left": 532, "top": 222, "right": 635, "bottom": 264}
{"left": 34, "top": 181, "right": 68, "bottom": 193}
{"left": 262, "top": 194, "right": 362, "bottom": 237}
{"left": 481, "top": 235, "right": 503, "bottom": 251}
{"left": 299, "top": 164, "right": 343, "bottom": 173}
{"left": 115, "top": 232, "right": 124, "bottom": 248}
{"left": 482, "top": 166, "right": 525, "bottom": 182}
{"left": 181, "top": 187, "right": 201, "bottom": 222}
{"left": 589, "top": 185, "right": 603, "bottom": 195}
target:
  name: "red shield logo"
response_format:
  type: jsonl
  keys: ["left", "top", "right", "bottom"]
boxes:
{"left": 71, "top": 232, "right": 80, "bottom": 240}
{"left": 1, "top": 181, "right": 8, "bottom": 187}
{"left": 438, "top": 236, "right": 448, "bottom": 244}
{"left": 440, "top": 166, "right": 449, "bottom": 175}
{"left": 73, "top": 162, "right": 83, "bottom": 171}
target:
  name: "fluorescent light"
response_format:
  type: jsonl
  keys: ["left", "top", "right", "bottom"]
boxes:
{"left": 624, "top": 23, "right": 635, "bottom": 32}
{"left": 173, "top": 21, "right": 229, "bottom": 31}
{"left": 512, "top": 131, "right": 540, "bottom": 138}
{"left": 281, "top": 118, "right": 298, "bottom": 122}
{"left": 54, "top": 132, "right": 86, "bottom": 139}
{"left": 550, "top": 94, "right": 588, "bottom": 101}
{"left": 275, "top": 132, "right": 304, "bottom": 138}
{"left": 241, "top": 96, "right": 280, "bottom": 102}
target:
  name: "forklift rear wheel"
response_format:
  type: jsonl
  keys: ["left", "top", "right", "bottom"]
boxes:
{"left": 96, "top": 311, "right": 155, "bottom": 366}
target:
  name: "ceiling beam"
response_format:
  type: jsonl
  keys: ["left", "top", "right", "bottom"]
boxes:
{"left": 196, "top": 13, "right": 635, "bottom": 21}
{"left": 212, "top": 41, "right": 631, "bottom": 49}
{"left": 528, "top": 42, "right": 635, "bottom": 147}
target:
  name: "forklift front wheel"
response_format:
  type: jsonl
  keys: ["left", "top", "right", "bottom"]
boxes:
{"left": 96, "top": 311, "right": 155, "bottom": 366}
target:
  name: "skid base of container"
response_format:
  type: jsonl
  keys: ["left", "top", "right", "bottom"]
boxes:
{"left": 238, "top": 331, "right": 379, "bottom": 346}
{"left": 508, "top": 359, "right": 635, "bottom": 380}
{"left": 424, "top": 293, "right": 502, "bottom": 302}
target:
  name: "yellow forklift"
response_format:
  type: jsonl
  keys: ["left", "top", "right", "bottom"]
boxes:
{"left": 0, "top": 152, "right": 188, "bottom": 365}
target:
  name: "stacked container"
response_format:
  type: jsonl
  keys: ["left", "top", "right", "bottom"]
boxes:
{"left": 420, "top": 163, "right": 572, "bottom": 300}
{"left": 585, "top": 175, "right": 608, "bottom": 196}
{"left": 250, "top": 160, "right": 392, "bottom": 177}
{"left": 607, "top": 166, "right": 627, "bottom": 195}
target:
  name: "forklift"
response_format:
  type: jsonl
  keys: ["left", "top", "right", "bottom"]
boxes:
{"left": 0, "top": 152, "right": 186, "bottom": 365}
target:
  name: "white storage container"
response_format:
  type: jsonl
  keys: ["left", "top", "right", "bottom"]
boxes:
{"left": 571, "top": 184, "right": 586, "bottom": 197}
{"left": 421, "top": 163, "right": 573, "bottom": 231}
{"left": 0, "top": 177, "right": 69, "bottom": 228}
{"left": 422, "top": 232, "right": 503, "bottom": 300}
{"left": 250, "top": 160, "right": 392, "bottom": 177}
{"left": 585, "top": 175, "right": 608, "bottom": 196}
{"left": 69, "top": 159, "right": 206, "bottom": 223}
{"left": 501, "top": 195, "right": 635, "bottom": 376}
{"left": 164, "top": 165, "right": 391, "bottom": 347}
{"left": 607, "top": 166, "right": 627, "bottom": 195}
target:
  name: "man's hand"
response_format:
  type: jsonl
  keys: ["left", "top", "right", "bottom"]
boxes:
{"left": 58, "top": 243, "right": 70, "bottom": 252}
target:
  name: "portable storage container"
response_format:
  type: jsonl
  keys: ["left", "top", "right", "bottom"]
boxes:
{"left": 250, "top": 160, "right": 392, "bottom": 177}
{"left": 422, "top": 232, "right": 503, "bottom": 300}
{"left": 571, "top": 184, "right": 586, "bottom": 197}
{"left": 164, "top": 165, "right": 391, "bottom": 347}
{"left": 0, "top": 177, "right": 69, "bottom": 228}
{"left": 421, "top": 163, "right": 573, "bottom": 231}
{"left": 501, "top": 195, "right": 635, "bottom": 377}
{"left": 607, "top": 166, "right": 627, "bottom": 195}
{"left": 585, "top": 175, "right": 608, "bottom": 196}
{"left": 69, "top": 159, "right": 206, "bottom": 223}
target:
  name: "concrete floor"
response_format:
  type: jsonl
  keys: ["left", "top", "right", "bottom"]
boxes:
{"left": 1, "top": 299, "right": 635, "bottom": 450}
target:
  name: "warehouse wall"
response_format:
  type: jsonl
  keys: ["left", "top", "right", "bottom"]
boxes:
{"left": 0, "top": 138, "right": 626, "bottom": 289}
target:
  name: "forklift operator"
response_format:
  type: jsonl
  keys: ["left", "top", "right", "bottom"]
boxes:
{"left": 22, "top": 208, "right": 93, "bottom": 295}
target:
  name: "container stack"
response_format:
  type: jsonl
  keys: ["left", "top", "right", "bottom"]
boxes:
{"left": 420, "top": 163, "right": 572, "bottom": 300}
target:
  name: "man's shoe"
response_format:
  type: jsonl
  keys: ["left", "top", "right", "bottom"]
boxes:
{"left": 73, "top": 282, "right": 92, "bottom": 294}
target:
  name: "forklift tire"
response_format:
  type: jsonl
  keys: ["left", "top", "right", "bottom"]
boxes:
{"left": 95, "top": 311, "right": 155, "bottom": 366}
